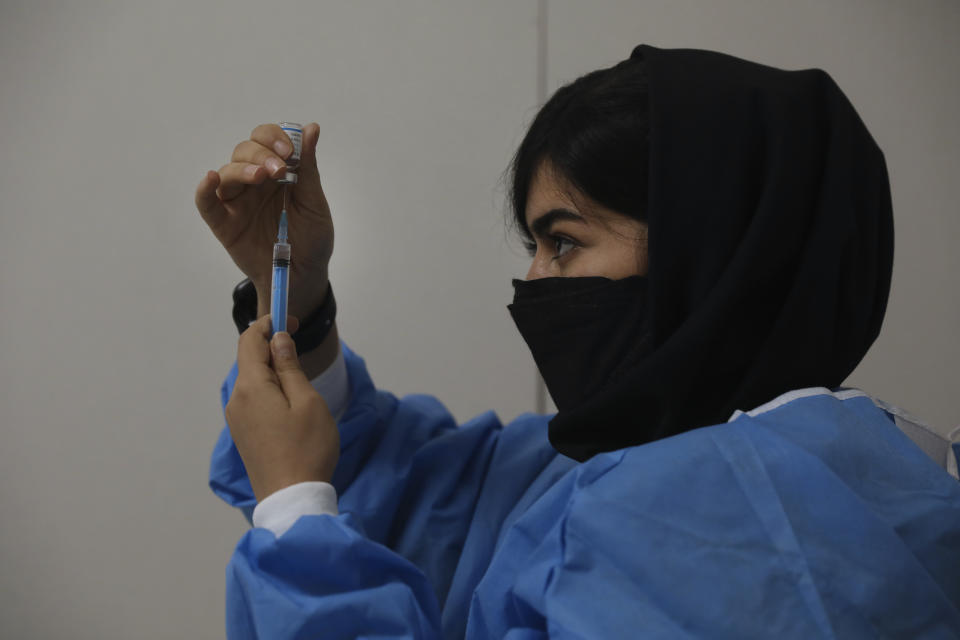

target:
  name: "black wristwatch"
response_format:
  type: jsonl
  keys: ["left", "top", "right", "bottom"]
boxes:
{"left": 232, "top": 278, "right": 336, "bottom": 355}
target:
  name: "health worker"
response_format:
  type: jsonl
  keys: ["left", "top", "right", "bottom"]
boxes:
{"left": 195, "top": 44, "right": 960, "bottom": 639}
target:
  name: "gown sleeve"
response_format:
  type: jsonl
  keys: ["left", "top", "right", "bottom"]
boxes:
{"left": 226, "top": 513, "right": 444, "bottom": 639}
{"left": 209, "top": 343, "right": 513, "bottom": 639}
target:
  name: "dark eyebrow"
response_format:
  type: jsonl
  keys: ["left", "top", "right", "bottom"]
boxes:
{"left": 529, "top": 208, "right": 586, "bottom": 239}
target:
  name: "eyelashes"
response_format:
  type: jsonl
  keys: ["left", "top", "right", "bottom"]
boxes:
{"left": 552, "top": 236, "right": 576, "bottom": 259}
{"left": 524, "top": 235, "right": 579, "bottom": 260}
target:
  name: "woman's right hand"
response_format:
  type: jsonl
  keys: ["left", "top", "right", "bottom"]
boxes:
{"left": 195, "top": 123, "right": 333, "bottom": 321}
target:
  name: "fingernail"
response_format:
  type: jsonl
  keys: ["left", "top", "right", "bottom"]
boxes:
{"left": 244, "top": 165, "right": 259, "bottom": 178}
{"left": 274, "top": 140, "right": 292, "bottom": 157}
{"left": 271, "top": 332, "right": 296, "bottom": 359}
{"left": 265, "top": 157, "right": 284, "bottom": 175}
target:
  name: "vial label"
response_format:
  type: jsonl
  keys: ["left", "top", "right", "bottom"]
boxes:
{"left": 279, "top": 122, "right": 302, "bottom": 165}
{"left": 278, "top": 122, "right": 303, "bottom": 184}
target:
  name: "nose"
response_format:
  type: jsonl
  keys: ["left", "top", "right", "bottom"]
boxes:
{"left": 525, "top": 255, "right": 549, "bottom": 281}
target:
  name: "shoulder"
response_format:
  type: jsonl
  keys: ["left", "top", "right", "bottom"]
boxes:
{"left": 572, "top": 388, "right": 957, "bottom": 509}
{"left": 531, "top": 389, "right": 960, "bottom": 635}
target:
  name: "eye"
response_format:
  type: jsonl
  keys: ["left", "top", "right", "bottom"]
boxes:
{"left": 551, "top": 236, "right": 576, "bottom": 259}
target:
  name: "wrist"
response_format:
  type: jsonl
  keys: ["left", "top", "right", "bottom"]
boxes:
{"left": 236, "top": 279, "right": 337, "bottom": 361}
{"left": 254, "top": 289, "right": 269, "bottom": 319}
{"left": 300, "top": 322, "right": 339, "bottom": 379}
{"left": 254, "top": 471, "right": 333, "bottom": 504}
{"left": 254, "top": 278, "right": 328, "bottom": 321}
{"left": 289, "top": 276, "right": 329, "bottom": 321}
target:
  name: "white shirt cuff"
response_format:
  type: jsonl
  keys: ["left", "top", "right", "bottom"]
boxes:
{"left": 310, "top": 347, "right": 350, "bottom": 420}
{"left": 252, "top": 482, "right": 339, "bottom": 537}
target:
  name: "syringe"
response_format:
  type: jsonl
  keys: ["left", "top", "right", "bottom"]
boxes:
{"left": 271, "top": 122, "right": 300, "bottom": 337}
{"left": 270, "top": 202, "right": 291, "bottom": 337}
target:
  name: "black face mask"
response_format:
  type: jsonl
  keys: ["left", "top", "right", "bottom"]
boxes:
{"left": 508, "top": 276, "right": 651, "bottom": 411}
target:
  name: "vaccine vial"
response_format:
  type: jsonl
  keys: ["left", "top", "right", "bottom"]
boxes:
{"left": 278, "top": 122, "right": 302, "bottom": 184}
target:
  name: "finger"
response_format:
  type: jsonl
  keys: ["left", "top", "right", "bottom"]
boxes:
{"left": 231, "top": 140, "right": 288, "bottom": 180}
{"left": 270, "top": 331, "right": 319, "bottom": 405}
{"left": 300, "top": 122, "right": 320, "bottom": 171}
{"left": 266, "top": 314, "right": 300, "bottom": 336}
{"left": 236, "top": 316, "right": 277, "bottom": 385}
{"left": 247, "top": 313, "right": 299, "bottom": 337}
{"left": 250, "top": 123, "right": 296, "bottom": 160}
{"left": 297, "top": 122, "right": 323, "bottom": 191}
{"left": 195, "top": 170, "right": 229, "bottom": 229}
{"left": 216, "top": 161, "right": 268, "bottom": 201}
{"left": 289, "top": 122, "right": 328, "bottom": 216}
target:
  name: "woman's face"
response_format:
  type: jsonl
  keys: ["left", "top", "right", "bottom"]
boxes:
{"left": 524, "top": 162, "right": 649, "bottom": 281}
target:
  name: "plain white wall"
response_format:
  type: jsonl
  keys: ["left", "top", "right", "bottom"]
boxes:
{"left": 0, "top": 2, "right": 538, "bottom": 638}
{"left": 0, "top": 1, "right": 956, "bottom": 638}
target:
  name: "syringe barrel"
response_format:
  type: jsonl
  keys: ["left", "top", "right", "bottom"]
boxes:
{"left": 271, "top": 241, "right": 291, "bottom": 336}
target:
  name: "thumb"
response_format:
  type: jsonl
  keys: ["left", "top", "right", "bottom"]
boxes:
{"left": 270, "top": 332, "right": 316, "bottom": 403}
{"left": 296, "top": 122, "right": 326, "bottom": 203}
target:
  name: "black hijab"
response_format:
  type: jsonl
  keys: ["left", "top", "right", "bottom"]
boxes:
{"left": 548, "top": 44, "right": 894, "bottom": 462}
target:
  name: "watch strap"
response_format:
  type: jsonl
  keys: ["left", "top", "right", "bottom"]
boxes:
{"left": 231, "top": 278, "right": 336, "bottom": 355}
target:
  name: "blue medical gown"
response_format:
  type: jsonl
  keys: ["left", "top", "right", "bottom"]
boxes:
{"left": 210, "top": 345, "right": 960, "bottom": 638}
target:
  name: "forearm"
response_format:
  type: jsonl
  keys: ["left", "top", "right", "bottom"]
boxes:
{"left": 298, "top": 322, "right": 340, "bottom": 380}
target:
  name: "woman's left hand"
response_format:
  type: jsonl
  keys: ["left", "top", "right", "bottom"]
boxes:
{"left": 225, "top": 315, "right": 340, "bottom": 502}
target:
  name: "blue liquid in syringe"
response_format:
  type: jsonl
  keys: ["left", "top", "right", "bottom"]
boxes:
{"left": 271, "top": 210, "right": 290, "bottom": 336}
